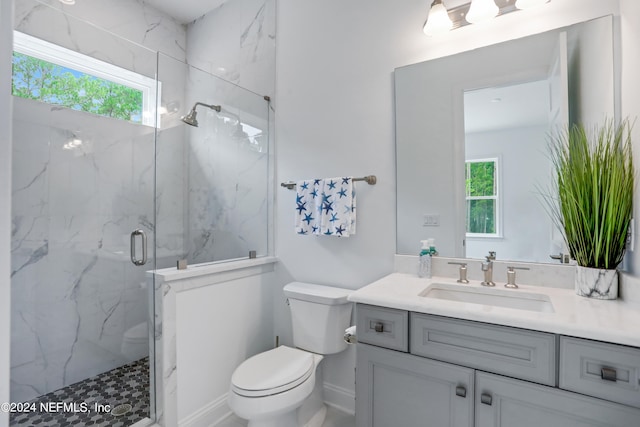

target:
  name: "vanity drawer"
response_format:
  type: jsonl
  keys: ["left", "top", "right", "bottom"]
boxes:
{"left": 411, "top": 313, "right": 557, "bottom": 386}
{"left": 559, "top": 336, "right": 640, "bottom": 408}
{"left": 356, "top": 304, "right": 408, "bottom": 352}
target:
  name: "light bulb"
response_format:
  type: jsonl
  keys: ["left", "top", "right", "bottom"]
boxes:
{"left": 466, "top": 0, "right": 499, "bottom": 24}
{"left": 515, "top": 0, "right": 550, "bottom": 10}
{"left": 423, "top": 0, "right": 453, "bottom": 36}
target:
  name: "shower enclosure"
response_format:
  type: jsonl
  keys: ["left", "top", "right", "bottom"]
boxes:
{"left": 10, "top": 2, "right": 271, "bottom": 426}
{"left": 10, "top": 4, "right": 159, "bottom": 425}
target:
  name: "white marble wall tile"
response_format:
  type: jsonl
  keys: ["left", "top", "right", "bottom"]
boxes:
{"left": 16, "top": 0, "right": 186, "bottom": 62}
{"left": 11, "top": 101, "right": 157, "bottom": 402}
{"left": 186, "top": 0, "right": 276, "bottom": 97}
{"left": 183, "top": 63, "right": 270, "bottom": 264}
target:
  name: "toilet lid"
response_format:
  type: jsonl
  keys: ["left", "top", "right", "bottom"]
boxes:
{"left": 231, "top": 346, "right": 314, "bottom": 397}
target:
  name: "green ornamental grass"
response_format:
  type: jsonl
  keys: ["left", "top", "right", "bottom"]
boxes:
{"left": 546, "top": 120, "right": 635, "bottom": 270}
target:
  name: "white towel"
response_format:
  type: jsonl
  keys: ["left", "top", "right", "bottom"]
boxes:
{"left": 295, "top": 179, "right": 322, "bottom": 235}
{"left": 295, "top": 177, "right": 356, "bottom": 237}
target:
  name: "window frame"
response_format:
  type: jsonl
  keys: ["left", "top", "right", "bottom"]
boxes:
{"left": 465, "top": 157, "right": 501, "bottom": 238}
{"left": 12, "top": 31, "right": 160, "bottom": 127}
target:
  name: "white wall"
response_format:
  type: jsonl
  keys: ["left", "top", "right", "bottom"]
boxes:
{"left": 275, "top": 0, "right": 623, "bottom": 409}
{"left": 465, "top": 126, "right": 552, "bottom": 263}
{"left": 175, "top": 271, "right": 275, "bottom": 424}
{"left": 1, "top": 1, "right": 14, "bottom": 426}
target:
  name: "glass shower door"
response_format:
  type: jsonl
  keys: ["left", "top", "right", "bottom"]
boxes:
{"left": 10, "top": 4, "right": 157, "bottom": 425}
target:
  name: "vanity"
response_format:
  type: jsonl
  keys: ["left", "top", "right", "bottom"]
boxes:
{"left": 373, "top": 11, "right": 640, "bottom": 425}
{"left": 348, "top": 272, "right": 640, "bottom": 426}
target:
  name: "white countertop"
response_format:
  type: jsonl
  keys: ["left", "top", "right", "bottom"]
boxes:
{"left": 348, "top": 273, "right": 640, "bottom": 348}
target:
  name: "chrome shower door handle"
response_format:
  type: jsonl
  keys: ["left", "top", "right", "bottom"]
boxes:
{"left": 130, "top": 229, "right": 147, "bottom": 266}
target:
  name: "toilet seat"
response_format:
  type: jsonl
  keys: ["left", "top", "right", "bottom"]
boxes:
{"left": 231, "top": 346, "right": 314, "bottom": 397}
{"left": 123, "top": 322, "right": 147, "bottom": 343}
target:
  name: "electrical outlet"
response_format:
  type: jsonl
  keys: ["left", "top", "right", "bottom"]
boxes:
{"left": 423, "top": 214, "right": 440, "bottom": 227}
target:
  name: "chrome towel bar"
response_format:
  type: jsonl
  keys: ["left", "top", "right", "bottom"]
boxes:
{"left": 280, "top": 175, "right": 377, "bottom": 190}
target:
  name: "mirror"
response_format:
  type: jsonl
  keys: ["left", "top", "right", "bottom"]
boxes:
{"left": 395, "top": 15, "right": 617, "bottom": 263}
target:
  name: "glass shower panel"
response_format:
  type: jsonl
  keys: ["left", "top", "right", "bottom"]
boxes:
{"left": 11, "top": 2, "right": 156, "bottom": 425}
{"left": 157, "top": 53, "right": 270, "bottom": 266}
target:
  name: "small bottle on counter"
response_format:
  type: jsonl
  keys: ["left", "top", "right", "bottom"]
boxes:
{"left": 428, "top": 238, "right": 437, "bottom": 256}
{"left": 418, "top": 240, "right": 432, "bottom": 278}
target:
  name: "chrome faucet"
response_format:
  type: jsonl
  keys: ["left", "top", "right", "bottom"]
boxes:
{"left": 505, "top": 266, "right": 530, "bottom": 289}
{"left": 481, "top": 251, "right": 496, "bottom": 287}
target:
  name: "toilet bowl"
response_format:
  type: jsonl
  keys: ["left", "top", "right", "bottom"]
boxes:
{"left": 121, "top": 322, "right": 148, "bottom": 361}
{"left": 227, "top": 282, "right": 353, "bottom": 427}
{"left": 228, "top": 346, "right": 323, "bottom": 427}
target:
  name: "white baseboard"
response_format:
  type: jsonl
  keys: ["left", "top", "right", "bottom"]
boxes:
{"left": 179, "top": 393, "right": 232, "bottom": 427}
{"left": 323, "top": 382, "right": 355, "bottom": 415}
{"left": 179, "top": 383, "right": 353, "bottom": 426}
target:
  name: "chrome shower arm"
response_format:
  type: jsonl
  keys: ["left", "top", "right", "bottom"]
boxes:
{"left": 193, "top": 102, "right": 221, "bottom": 112}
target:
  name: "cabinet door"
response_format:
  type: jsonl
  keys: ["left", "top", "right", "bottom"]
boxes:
{"left": 476, "top": 371, "right": 640, "bottom": 427}
{"left": 356, "top": 343, "right": 473, "bottom": 427}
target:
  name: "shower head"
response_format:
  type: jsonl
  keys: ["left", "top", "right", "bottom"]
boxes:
{"left": 181, "top": 102, "right": 222, "bottom": 127}
{"left": 181, "top": 108, "right": 199, "bottom": 127}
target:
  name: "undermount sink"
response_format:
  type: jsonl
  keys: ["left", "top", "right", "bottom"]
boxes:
{"left": 420, "top": 283, "right": 555, "bottom": 313}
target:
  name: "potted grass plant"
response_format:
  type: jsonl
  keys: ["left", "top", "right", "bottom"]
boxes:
{"left": 545, "top": 119, "right": 635, "bottom": 300}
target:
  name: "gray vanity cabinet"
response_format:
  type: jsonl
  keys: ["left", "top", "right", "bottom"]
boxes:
{"left": 355, "top": 343, "right": 474, "bottom": 427}
{"left": 355, "top": 304, "right": 640, "bottom": 427}
{"left": 476, "top": 371, "right": 640, "bottom": 427}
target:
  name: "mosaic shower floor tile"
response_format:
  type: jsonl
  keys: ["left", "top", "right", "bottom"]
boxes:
{"left": 10, "top": 357, "right": 150, "bottom": 426}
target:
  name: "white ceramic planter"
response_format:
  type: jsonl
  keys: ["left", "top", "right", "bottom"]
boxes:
{"left": 575, "top": 266, "right": 618, "bottom": 300}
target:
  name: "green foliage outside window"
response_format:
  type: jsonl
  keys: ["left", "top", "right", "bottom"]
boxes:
{"left": 12, "top": 52, "right": 143, "bottom": 123}
{"left": 466, "top": 160, "right": 497, "bottom": 235}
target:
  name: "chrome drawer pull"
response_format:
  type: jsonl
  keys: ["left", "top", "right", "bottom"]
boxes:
{"left": 455, "top": 386, "right": 467, "bottom": 398}
{"left": 480, "top": 393, "right": 493, "bottom": 406}
{"left": 373, "top": 322, "right": 384, "bottom": 333}
{"left": 601, "top": 367, "right": 617, "bottom": 382}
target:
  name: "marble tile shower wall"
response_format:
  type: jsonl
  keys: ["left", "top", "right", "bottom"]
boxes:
{"left": 15, "top": 0, "right": 187, "bottom": 62}
{"left": 10, "top": 0, "right": 185, "bottom": 403}
{"left": 183, "top": 64, "right": 270, "bottom": 263}
{"left": 181, "top": 0, "right": 276, "bottom": 263}
{"left": 10, "top": 0, "right": 276, "bottom": 407}
{"left": 187, "top": 0, "right": 276, "bottom": 97}
{"left": 10, "top": 99, "right": 156, "bottom": 403}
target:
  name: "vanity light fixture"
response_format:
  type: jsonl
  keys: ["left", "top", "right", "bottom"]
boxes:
{"left": 466, "top": 0, "right": 499, "bottom": 24}
{"left": 423, "top": 0, "right": 453, "bottom": 37}
{"left": 423, "top": 0, "right": 552, "bottom": 35}
{"left": 515, "top": 0, "right": 550, "bottom": 9}
{"left": 58, "top": 0, "right": 76, "bottom": 5}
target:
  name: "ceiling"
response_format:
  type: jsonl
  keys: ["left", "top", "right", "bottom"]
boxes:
{"left": 464, "top": 79, "right": 551, "bottom": 134}
{"left": 144, "top": 0, "right": 228, "bottom": 23}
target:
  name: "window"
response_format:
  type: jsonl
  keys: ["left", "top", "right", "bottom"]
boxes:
{"left": 465, "top": 158, "right": 499, "bottom": 237}
{"left": 12, "top": 31, "right": 159, "bottom": 126}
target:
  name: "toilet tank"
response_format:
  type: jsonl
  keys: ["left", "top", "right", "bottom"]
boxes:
{"left": 283, "top": 282, "right": 353, "bottom": 355}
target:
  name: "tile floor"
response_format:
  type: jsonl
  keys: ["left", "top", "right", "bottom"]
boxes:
{"left": 217, "top": 405, "right": 355, "bottom": 427}
{"left": 10, "top": 357, "right": 150, "bottom": 426}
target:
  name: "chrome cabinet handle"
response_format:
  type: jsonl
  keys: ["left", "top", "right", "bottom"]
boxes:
{"left": 130, "top": 229, "right": 147, "bottom": 266}
{"left": 480, "top": 393, "right": 493, "bottom": 406}
{"left": 373, "top": 322, "right": 384, "bottom": 333}
{"left": 601, "top": 367, "right": 617, "bottom": 382}
{"left": 455, "top": 386, "right": 467, "bottom": 398}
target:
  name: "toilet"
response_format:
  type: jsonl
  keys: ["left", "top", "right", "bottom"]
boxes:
{"left": 228, "top": 282, "right": 353, "bottom": 427}
{"left": 121, "top": 322, "right": 148, "bottom": 361}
